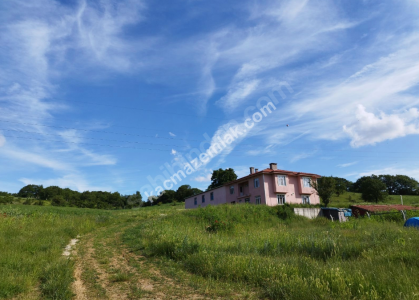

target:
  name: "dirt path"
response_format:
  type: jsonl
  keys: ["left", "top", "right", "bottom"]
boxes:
{"left": 72, "top": 223, "right": 207, "bottom": 300}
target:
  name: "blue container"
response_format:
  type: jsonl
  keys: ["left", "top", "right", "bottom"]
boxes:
{"left": 404, "top": 217, "right": 419, "bottom": 228}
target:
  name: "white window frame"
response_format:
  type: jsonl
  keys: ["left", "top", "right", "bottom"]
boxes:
{"left": 277, "top": 175, "right": 286, "bottom": 186}
{"left": 230, "top": 186, "right": 234, "bottom": 194}
{"left": 254, "top": 177, "right": 260, "bottom": 188}
{"left": 302, "top": 195, "right": 310, "bottom": 204}
{"left": 255, "top": 196, "right": 261, "bottom": 205}
{"left": 303, "top": 177, "right": 311, "bottom": 188}
{"left": 277, "top": 194, "right": 286, "bottom": 205}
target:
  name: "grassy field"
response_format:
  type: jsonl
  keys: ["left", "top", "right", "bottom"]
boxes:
{"left": 123, "top": 204, "right": 419, "bottom": 300}
{"left": 329, "top": 192, "right": 419, "bottom": 207}
{"left": 0, "top": 205, "right": 125, "bottom": 299}
{"left": 1, "top": 194, "right": 419, "bottom": 299}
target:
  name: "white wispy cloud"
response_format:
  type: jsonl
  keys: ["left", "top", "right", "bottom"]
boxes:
{"left": 0, "top": 135, "right": 5, "bottom": 148}
{"left": 289, "top": 151, "right": 317, "bottom": 163}
{"left": 343, "top": 105, "right": 419, "bottom": 147}
{"left": 247, "top": 31, "right": 419, "bottom": 150}
{"left": 337, "top": 161, "right": 358, "bottom": 168}
{"left": 169, "top": 132, "right": 176, "bottom": 137}
{"left": 217, "top": 79, "right": 260, "bottom": 111}
{"left": 20, "top": 174, "right": 112, "bottom": 192}
{"left": 0, "top": 0, "right": 147, "bottom": 187}
{"left": 193, "top": 173, "right": 212, "bottom": 182}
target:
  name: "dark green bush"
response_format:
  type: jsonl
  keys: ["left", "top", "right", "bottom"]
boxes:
{"left": 273, "top": 204, "right": 295, "bottom": 220}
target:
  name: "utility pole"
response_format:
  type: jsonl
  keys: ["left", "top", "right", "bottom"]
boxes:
{"left": 400, "top": 195, "right": 403, "bottom": 205}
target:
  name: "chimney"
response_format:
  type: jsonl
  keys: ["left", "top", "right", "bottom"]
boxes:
{"left": 250, "top": 167, "right": 255, "bottom": 174}
{"left": 255, "top": 168, "right": 259, "bottom": 172}
{"left": 269, "top": 163, "right": 277, "bottom": 170}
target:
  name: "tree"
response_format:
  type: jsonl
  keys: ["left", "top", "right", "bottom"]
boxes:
{"left": 207, "top": 168, "right": 237, "bottom": 190}
{"left": 42, "top": 185, "right": 63, "bottom": 200}
{"left": 352, "top": 174, "right": 418, "bottom": 195}
{"left": 333, "top": 177, "right": 353, "bottom": 196}
{"left": 51, "top": 195, "right": 66, "bottom": 206}
{"left": 350, "top": 176, "right": 370, "bottom": 193}
{"left": 18, "top": 184, "right": 44, "bottom": 199}
{"left": 360, "top": 177, "right": 388, "bottom": 203}
{"left": 311, "top": 176, "right": 335, "bottom": 207}
{"left": 175, "top": 185, "right": 203, "bottom": 202}
{"left": 393, "top": 175, "right": 418, "bottom": 195}
{"left": 155, "top": 190, "right": 177, "bottom": 204}
{"left": 127, "top": 191, "right": 143, "bottom": 207}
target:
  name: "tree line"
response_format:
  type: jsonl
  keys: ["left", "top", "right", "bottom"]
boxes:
{"left": 1, "top": 185, "right": 143, "bottom": 209}
{"left": 314, "top": 174, "right": 419, "bottom": 206}
{"left": 1, "top": 171, "right": 418, "bottom": 208}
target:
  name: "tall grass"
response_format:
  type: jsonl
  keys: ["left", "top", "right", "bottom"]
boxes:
{"left": 124, "top": 204, "right": 419, "bottom": 300}
{"left": 0, "top": 205, "right": 116, "bottom": 299}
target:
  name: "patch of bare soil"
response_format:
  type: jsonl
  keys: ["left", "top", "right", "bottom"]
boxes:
{"left": 72, "top": 249, "right": 87, "bottom": 300}
{"left": 72, "top": 225, "right": 209, "bottom": 300}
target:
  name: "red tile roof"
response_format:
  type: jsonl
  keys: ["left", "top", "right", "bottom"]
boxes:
{"left": 224, "top": 168, "right": 321, "bottom": 186}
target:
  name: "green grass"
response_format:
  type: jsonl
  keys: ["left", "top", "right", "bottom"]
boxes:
{"left": 109, "top": 271, "right": 131, "bottom": 282}
{"left": 123, "top": 204, "right": 419, "bottom": 300}
{"left": 0, "top": 204, "right": 126, "bottom": 299}
{"left": 329, "top": 192, "right": 419, "bottom": 207}
{"left": 2, "top": 199, "right": 419, "bottom": 299}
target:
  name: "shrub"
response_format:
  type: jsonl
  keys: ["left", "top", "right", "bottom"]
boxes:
{"left": 51, "top": 196, "right": 66, "bottom": 206}
{"left": 23, "top": 199, "right": 33, "bottom": 205}
{"left": 273, "top": 204, "right": 295, "bottom": 220}
{"left": 205, "top": 219, "right": 230, "bottom": 233}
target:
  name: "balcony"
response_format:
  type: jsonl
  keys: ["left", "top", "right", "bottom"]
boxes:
{"left": 237, "top": 182, "right": 250, "bottom": 199}
{"left": 237, "top": 193, "right": 251, "bottom": 200}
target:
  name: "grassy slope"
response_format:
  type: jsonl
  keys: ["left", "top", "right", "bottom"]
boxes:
{"left": 329, "top": 192, "right": 419, "bottom": 207}
{"left": 0, "top": 205, "right": 129, "bottom": 299}
{"left": 124, "top": 204, "right": 419, "bottom": 300}
{"left": 1, "top": 197, "right": 419, "bottom": 299}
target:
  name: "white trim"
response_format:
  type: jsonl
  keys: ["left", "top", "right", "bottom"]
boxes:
{"left": 277, "top": 175, "right": 286, "bottom": 186}
{"left": 302, "top": 177, "right": 311, "bottom": 188}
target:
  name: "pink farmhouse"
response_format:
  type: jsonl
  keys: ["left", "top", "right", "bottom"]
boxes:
{"left": 185, "top": 163, "right": 321, "bottom": 209}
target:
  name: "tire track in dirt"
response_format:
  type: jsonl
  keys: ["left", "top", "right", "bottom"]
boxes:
{"left": 73, "top": 223, "right": 209, "bottom": 300}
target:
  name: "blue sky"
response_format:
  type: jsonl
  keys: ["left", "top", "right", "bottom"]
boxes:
{"left": 1, "top": 0, "right": 419, "bottom": 196}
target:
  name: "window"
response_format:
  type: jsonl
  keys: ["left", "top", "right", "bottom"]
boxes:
{"left": 254, "top": 178, "right": 260, "bottom": 188}
{"left": 210, "top": 192, "right": 214, "bottom": 200}
{"left": 277, "top": 194, "right": 286, "bottom": 205}
{"left": 230, "top": 186, "right": 234, "bottom": 194}
{"left": 278, "top": 175, "right": 286, "bottom": 186}
{"left": 255, "top": 196, "right": 261, "bottom": 205}
{"left": 202, "top": 195, "right": 205, "bottom": 203}
{"left": 245, "top": 198, "right": 250, "bottom": 203}
{"left": 194, "top": 198, "right": 197, "bottom": 205}
{"left": 302, "top": 195, "right": 310, "bottom": 204}
{"left": 303, "top": 177, "right": 311, "bottom": 188}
